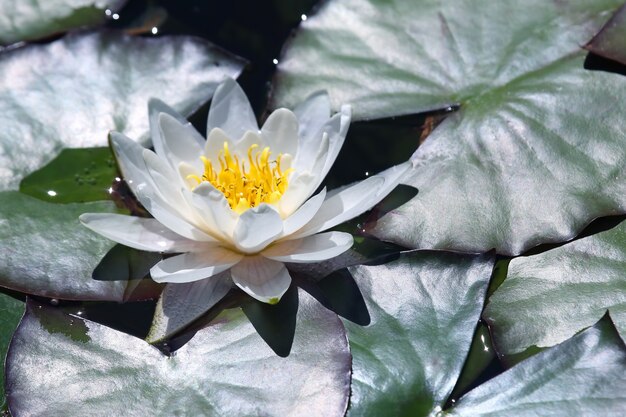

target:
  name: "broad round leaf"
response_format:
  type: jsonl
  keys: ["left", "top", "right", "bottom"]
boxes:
{"left": 448, "top": 316, "right": 626, "bottom": 416}
{"left": 0, "top": 292, "right": 23, "bottom": 409}
{"left": 484, "top": 219, "right": 626, "bottom": 356}
{"left": 273, "top": 0, "right": 626, "bottom": 255}
{"left": 0, "top": 0, "right": 125, "bottom": 45}
{"left": 345, "top": 250, "right": 495, "bottom": 416}
{"left": 0, "top": 31, "right": 245, "bottom": 191}
{"left": 0, "top": 191, "right": 131, "bottom": 301}
{"left": 19, "top": 147, "right": 118, "bottom": 203}
{"left": 6, "top": 291, "right": 351, "bottom": 417}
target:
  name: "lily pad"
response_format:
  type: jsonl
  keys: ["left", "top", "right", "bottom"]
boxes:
{"left": 19, "top": 147, "right": 118, "bottom": 203}
{"left": 586, "top": 3, "right": 626, "bottom": 66}
{"left": 0, "top": 31, "right": 245, "bottom": 191}
{"left": 273, "top": 0, "right": 626, "bottom": 255}
{"left": 0, "top": 191, "right": 133, "bottom": 301}
{"left": 5, "top": 291, "right": 351, "bottom": 417}
{"left": 0, "top": 292, "right": 23, "bottom": 410}
{"left": 447, "top": 315, "right": 626, "bottom": 416}
{"left": 483, "top": 218, "right": 626, "bottom": 356}
{"left": 345, "top": 250, "right": 495, "bottom": 416}
{"left": 0, "top": 0, "right": 125, "bottom": 45}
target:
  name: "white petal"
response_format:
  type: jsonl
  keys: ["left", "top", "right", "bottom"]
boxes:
{"left": 189, "top": 182, "right": 238, "bottom": 240}
{"left": 110, "top": 132, "right": 216, "bottom": 242}
{"left": 157, "top": 112, "right": 205, "bottom": 170}
{"left": 317, "top": 104, "right": 351, "bottom": 181}
{"left": 231, "top": 256, "right": 291, "bottom": 304}
{"left": 293, "top": 90, "right": 331, "bottom": 141}
{"left": 109, "top": 131, "right": 152, "bottom": 197}
{"left": 293, "top": 91, "right": 331, "bottom": 170}
{"left": 291, "top": 161, "right": 411, "bottom": 238}
{"left": 204, "top": 128, "right": 264, "bottom": 162}
{"left": 277, "top": 172, "right": 317, "bottom": 218}
{"left": 281, "top": 187, "right": 326, "bottom": 236}
{"left": 263, "top": 231, "right": 353, "bottom": 263}
{"left": 207, "top": 78, "right": 258, "bottom": 140}
{"left": 79, "top": 213, "right": 205, "bottom": 253}
{"left": 261, "top": 108, "right": 299, "bottom": 156}
{"left": 233, "top": 204, "right": 283, "bottom": 253}
{"left": 150, "top": 250, "right": 243, "bottom": 284}
{"left": 149, "top": 98, "right": 204, "bottom": 157}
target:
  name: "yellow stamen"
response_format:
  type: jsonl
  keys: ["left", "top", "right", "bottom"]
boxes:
{"left": 195, "top": 142, "right": 292, "bottom": 214}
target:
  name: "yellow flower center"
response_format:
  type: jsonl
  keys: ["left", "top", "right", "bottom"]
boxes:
{"left": 187, "top": 142, "right": 292, "bottom": 213}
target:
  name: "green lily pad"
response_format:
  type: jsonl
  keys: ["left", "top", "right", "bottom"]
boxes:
{"left": 447, "top": 315, "right": 626, "bottom": 416}
{"left": 0, "top": 191, "right": 134, "bottom": 301}
{"left": 19, "top": 147, "right": 118, "bottom": 203}
{"left": 586, "top": 3, "right": 626, "bottom": 66}
{"left": 0, "top": 292, "right": 23, "bottom": 410}
{"left": 0, "top": 31, "right": 245, "bottom": 191}
{"left": 0, "top": 0, "right": 125, "bottom": 45}
{"left": 272, "top": 0, "right": 626, "bottom": 255}
{"left": 345, "top": 250, "right": 495, "bottom": 416}
{"left": 483, "top": 219, "right": 626, "bottom": 356}
{"left": 5, "top": 291, "right": 351, "bottom": 417}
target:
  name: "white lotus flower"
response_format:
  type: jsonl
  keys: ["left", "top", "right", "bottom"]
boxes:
{"left": 80, "top": 79, "right": 409, "bottom": 304}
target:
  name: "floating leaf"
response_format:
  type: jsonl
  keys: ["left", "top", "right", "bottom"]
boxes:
{"left": 6, "top": 291, "right": 351, "bottom": 417}
{"left": 0, "top": 0, "right": 125, "bottom": 45}
{"left": 273, "top": 0, "right": 626, "bottom": 255}
{"left": 0, "top": 31, "right": 245, "bottom": 191}
{"left": 0, "top": 191, "right": 131, "bottom": 301}
{"left": 448, "top": 315, "right": 626, "bottom": 416}
{"left": 0, "top": 292, "right": 23, "bottom": 409}
{"left": 586, "top": 3, "right": 626, "bottom": 66}
{"left": 19, "top": 147, "right": 118, "bottom": 203}
{"left": 484, "top": 219, "right": 626, "bottom": 356}
{"left": 345, "top": 251, "right": 495, "bottom": 416}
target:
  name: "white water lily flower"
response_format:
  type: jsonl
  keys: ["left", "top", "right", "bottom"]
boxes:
{"left": 80, "top": 78, "right": 409, "bottom": 304}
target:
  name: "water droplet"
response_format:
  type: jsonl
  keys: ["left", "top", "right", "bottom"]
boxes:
{"left": 272, "top": 58, "right": 278, "bottom": 65}
{"left": 50, "top": 298, "right": 59, "bottom": 306}
{"left": 365, "top": 171, "right": 369, "bottom": 176}
{"left": 151, "top": 27, "right": 158, "bottom": 35}
{"left": 105, "top": 9, "right": 112, "bottom": 16}
{"left": 301, "top": 14, "right": 308, "bottom": 21}
{"left": 47, "top": 190, "right": 57, "bottom": 197}
{"left": 112, "top": 13, "right": 120, "bottom": 20}
{"left": 108, "top": 187, "right": 114, "bottom": 194}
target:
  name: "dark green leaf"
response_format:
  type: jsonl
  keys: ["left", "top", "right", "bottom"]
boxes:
{"left": 345, "top": 251, "right": 495, "bottom": 417}
{"left": 484, "top": 219, "right": 626, "bottom": 355}
{"left": 448, "top": 315, "right": 626, "bottom": 416}
{"left": 0, "top": 31, "right": 245, "bottom": 191}
{"left": 273, "top": 0, "right": 626, "bottom": 255}
{"left": 586, "top": 3, "right": 626, "bottom": 66}
{"left": 0, "top": 292, "right": 23, "bottom": 409}
{"left": 0, "top": 191, "right": 133, "bottom": 301}
{"left": 19, "top": 147, "right": 118, "bottom": 203}
{"left": 6, "top": 291, "right": 351, "bottom": 417}
{"left": 0, "top": 0, "right": 125, "bottom": 45}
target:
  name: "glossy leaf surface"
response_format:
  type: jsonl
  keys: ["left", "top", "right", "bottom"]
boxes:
{"left": 0, "top": 0, "right": 124, "bottom": 45}
{"left": 0, "top": 31, "right": 245, "bottom": 191}
{"left": 273, "top": 0, "right": 626, "bottom": 255}
{"left": 0, "top": 191, "right": 128, "bottom": 300}
{"left": 484, "top": 219, "right": 626, "bottom": 355}
{"left": 448, "top": 316, "right": 626, "bottom": 416}
{"left": 345, "top": 251, "right": 495, "bottom": 416}
{"left": 6, "top": 291, "right": 351, "bottom": 417}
